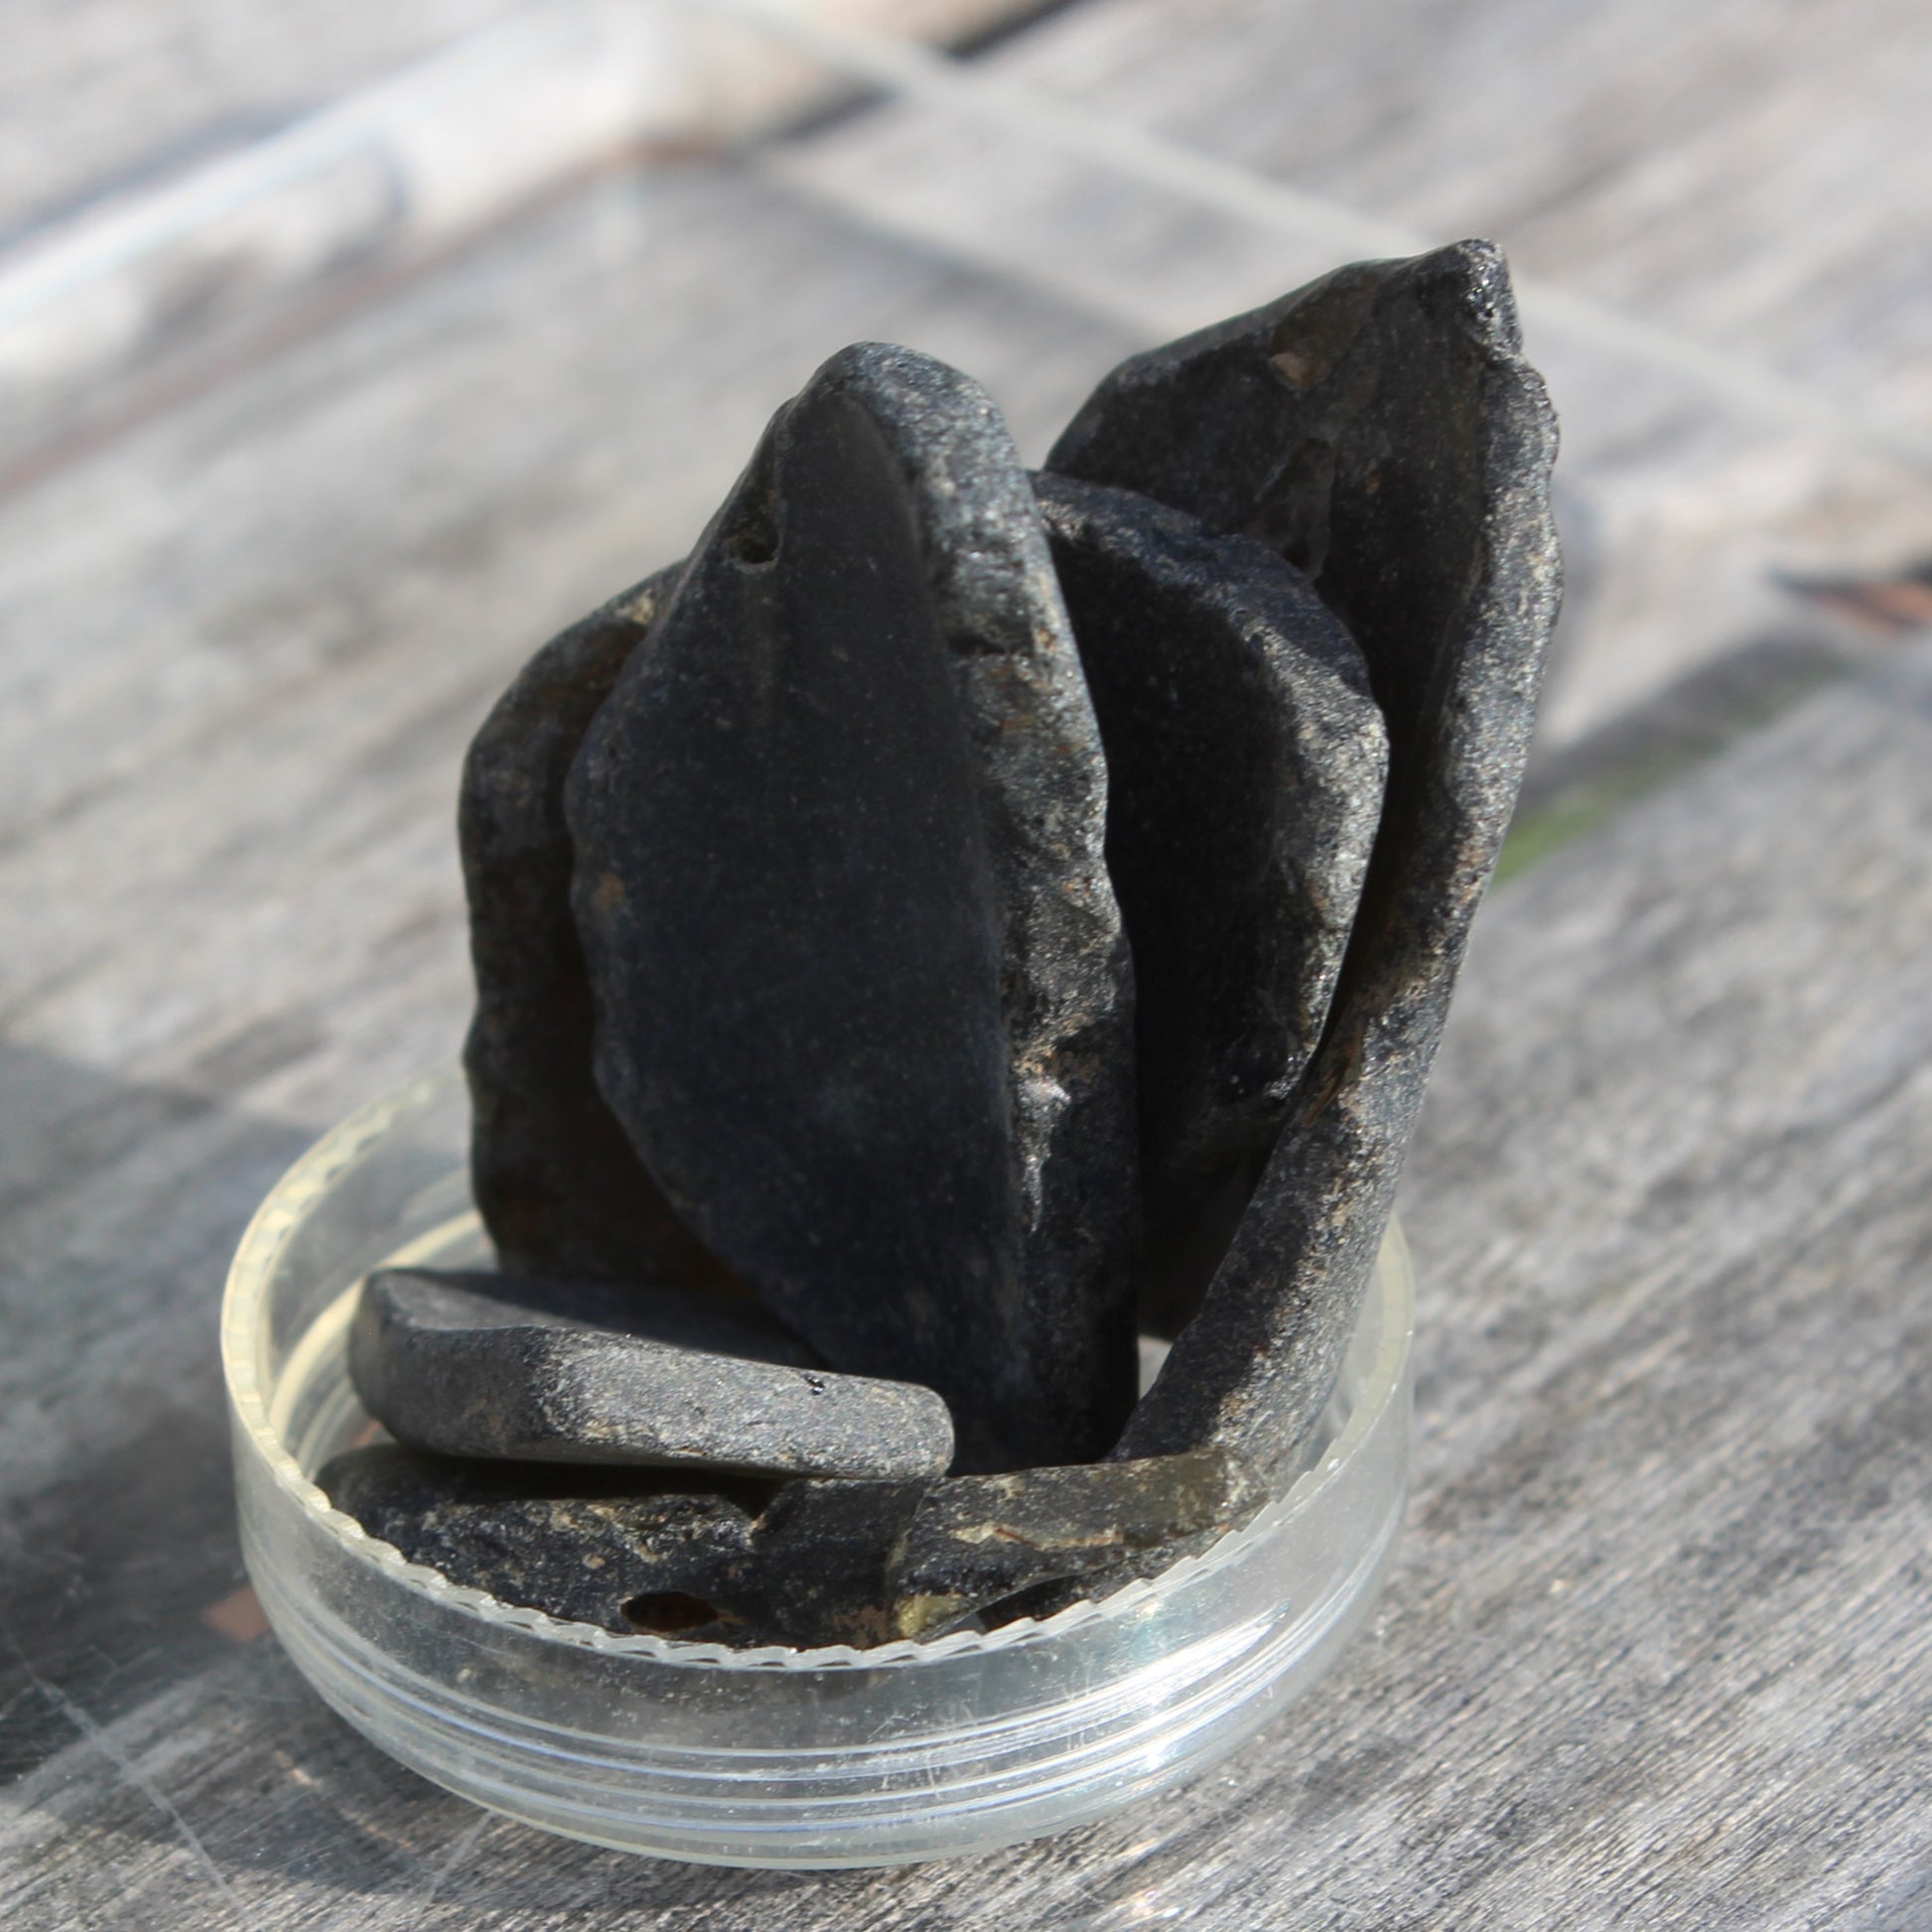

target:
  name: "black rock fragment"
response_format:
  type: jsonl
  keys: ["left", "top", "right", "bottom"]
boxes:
{"left": 318, "top": 1445, "right": 1257, "bottom": 1648}
{"left": 318, "top": 1447, "right": 781, "bottom": 1640}
{"left": 1034, "top": 473, "right": 1387, "bottom": 1335}
{"left": 566, "top": 343, "right": 1140, "bottom": 1473}
{"left": 735, "top": 1478, "right": 933, "bottom": 1645}
{"left": 886, "top": 1450, "right": 1264, "bottom": 1640}
{"left": 1051, "top": 239, "right": 1562, "bottom": 1479}
{"left": 461, "top": 566, "right": 732, "bottom": 1291}
{"left": 348, "top": 1268, "right": 954, "bottom": 1480}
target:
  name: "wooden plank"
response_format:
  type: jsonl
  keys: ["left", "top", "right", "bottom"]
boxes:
{"left": 0, "top": 0, "right": 519, "bottom": 237}
{"left": 6, "top": 602, "right": 1931, "bottom": 1921}
{"left": 0, "top": 0, "right": 1039, "bottom": 238}
{"left": 0, "top": 1, "right": 1045, "bottom": 464}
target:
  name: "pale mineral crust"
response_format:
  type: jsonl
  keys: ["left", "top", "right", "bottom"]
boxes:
{"left": 348, "top": 1268, "right": 954, "bottom": 1480}
{"left": 1050, "top": 239, "right": 1562, "bottom": 1480}
{"left": 565, "top": 343, "right": 1141, "bottom": 1473}
{"left": 1034, "top": 473, "right": 1387, "bottom": 1336}
{"left": 460, "top": 566, "right": 729, "bottom": 1289}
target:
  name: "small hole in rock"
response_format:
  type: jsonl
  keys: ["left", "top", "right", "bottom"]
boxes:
{"left": 726, "top": 524, "right": 777, "bottom": 567}
{"left": 975, "top": 1580, "right": 1067, "bottom": 1632}
{"left": 724, "top": 485, "right": 779, "bottom": 567}
{"left": 622, "top": 1590, "right": 720, "bottom": 1634}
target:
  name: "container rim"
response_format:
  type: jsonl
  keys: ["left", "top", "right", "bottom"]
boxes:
{"left": 222, "top": 1062, "right": 1414, "bottom": 1674}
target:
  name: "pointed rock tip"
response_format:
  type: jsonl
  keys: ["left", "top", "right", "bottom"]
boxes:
{"left": 1413, "top": 236, "right": 1525, "bottom": 358}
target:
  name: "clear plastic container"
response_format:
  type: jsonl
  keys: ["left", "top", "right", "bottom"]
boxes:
{"left": 222, "top": 1063, "right": 1413, "bottom": 1867}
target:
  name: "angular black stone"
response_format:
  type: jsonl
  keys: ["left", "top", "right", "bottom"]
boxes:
{"left": 566, "top": 344, "right": 1140, "bottom": 1472}
{"left": 886, "top": 1449, "right": 1263, "bottom": 1640}
{"left": 1034, "top": 473, "right": 1387, "bottom": 1335}
{"left": 460, "top": 565, "right": 730, "bottom": 1290}
{"left": 1050, "top": 241, "right": 1562, "bottom": 1477}
{"left": 317, "top": 1446, "right": 1256, "bottom": 1648}
{"left": 737, "top": 1477, "right": 932, "bottom": 1646}
{"left": 348, "top": 1268, "right": 954, "bottom": 1480}
{"left": 317, "top": 1447, "right": 778, "bottom": 1641}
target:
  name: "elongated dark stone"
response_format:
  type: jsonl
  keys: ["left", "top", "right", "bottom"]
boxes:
{"left": 348, "top": 1268, "right": 954, "bottom": 1479}
{"left": 1034, "top": 474, "right": 1387, "bottom": 1335}
{"left": 460, "top": 566, "right": 728, "bottom": 1289}
{"left": 317, "top": 1448, "right": 781, "bottom": 1641}
{"left": 1051, "top": 240, "right": 1562, "bottom": 1476}
{"left": 318, "top": 1446, "right": 1255, "bottom": 1647}
{"left": 567, "top": 344, "right": 1140, "bottom": 1472}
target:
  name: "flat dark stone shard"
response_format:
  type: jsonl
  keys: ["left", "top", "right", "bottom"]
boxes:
{"left": 317, "top": 1446, "right": 776, "bottom": 1641}
{"left": 1049, "top": 241, "right": 1562, "bottom": 1475}
{"left": 884, "top": 1450, "right": 1264, "bottom": 1641}
{"left": 566, "top": 343, "right": 1140, "bottom": 1473}
{"left": 348, "top": 1268, "right": 955, "bottom": 1479}
{"left": 318, "top": 1445, "right": 1253, "bottom": 1649}
{"left": 320, "top": 1446, "right": 930, "bottom": 1647}
{"left": 1033, "top": 473, "right": 1387, "bottom": 1333}
{"left": 461, "top": 565, "right": 730, "bottom": 1289}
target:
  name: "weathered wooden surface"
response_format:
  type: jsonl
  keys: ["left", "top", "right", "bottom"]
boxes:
{"left": 0, "top": 0, "right": 517, "bottom": 236}
{"left": 0, "top": 0, "right": 1047, "bottom": 470}
{"left": 0, "top": 0, "right": 1032, "bottom": 239}
{"left": 3, "top": 0, "right": 1932, "bottom": 1922}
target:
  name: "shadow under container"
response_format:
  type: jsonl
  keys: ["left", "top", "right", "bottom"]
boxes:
{"left": 222, "top": 1064, "right": 1414, "bottom": 1867}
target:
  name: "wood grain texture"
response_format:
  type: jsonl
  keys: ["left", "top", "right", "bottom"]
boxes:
{"left": 0, "top": 0, "right": 1050, "bottom": 467}
{"left": 0, "top": 0, "right": 519, "bottom": 236}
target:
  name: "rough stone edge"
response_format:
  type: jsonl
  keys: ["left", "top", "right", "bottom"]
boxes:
{"left": 1100, "top": 242, "right": 1562, "bottom": 1475}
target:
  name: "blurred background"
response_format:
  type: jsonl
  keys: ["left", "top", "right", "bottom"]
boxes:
{"left": 3, "top": 0, "right": 1930, "bottom": 1921}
